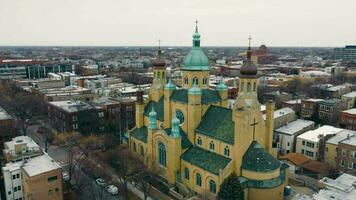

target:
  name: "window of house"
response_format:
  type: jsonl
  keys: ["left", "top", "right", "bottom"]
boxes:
{"left": 301, "top": 149, "right": 305, "bottom": 154}
{"left": 48, "top": 176, "right": 58, "bottom": 182}
{"left": 350, "top": 151, "right": 356, "bottom": 159}
{"left": 340, "top": 160, "right": 345, "bottom": 167}
{"left": 342, "top": 149, "right": 346, "bottom": 156}
{"left": 209, "top": 180, "right": 217, "bottom": 193}
{"left": 196, "top": 173, "right": 202, "bottom": 186}
{"left": 193, "top": 77, "right": 198, "bottom": 85}
{"left": 184, "top": 77, "right": 188, "bottom": 85}
{"left": 240, "top": 82, "right": 244, "bottom": 93}
{"left": 247, "top": 82, "right": 251, "bottom": 92}
{"left": 348, "top": 162, "right": 353, "bottom": 169}
{"left": 302, "top": 141, "right": 305, "bottom": 145}
{"left": 209, "top": 141, "right": 215, "bottom": 151}
{"left": 224, "top": 146, "right": 230, "bottom": 157}
{"left": 48, "top": 189, "right": 53, "bottom": 196}
{"left": 184, "top": 168, "right": 189, "bottom": 180}
{"left": 12, "top": 174, "right": 16, "bottom": 179}
{"left": 353, "top": 162, "right": 356, "bottom": 169}
{"left": 253, "top": 82, "right": 256, "bottom": 92}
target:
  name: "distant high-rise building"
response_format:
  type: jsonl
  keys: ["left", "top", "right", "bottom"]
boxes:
{"left": 333, "top": 45, "right": 356, "bottom": 61}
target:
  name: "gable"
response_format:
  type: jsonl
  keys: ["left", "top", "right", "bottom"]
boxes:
{"left": 196, "top": 105, "right": 234, "bottom": 144}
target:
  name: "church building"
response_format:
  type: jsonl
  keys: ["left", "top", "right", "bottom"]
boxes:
{"left": 129, "top": 23, "right": 289, "bottom": 200}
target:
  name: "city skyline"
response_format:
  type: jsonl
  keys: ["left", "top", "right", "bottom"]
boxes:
{"left": 1, "top": 0, "right": 356, "bottom": 47}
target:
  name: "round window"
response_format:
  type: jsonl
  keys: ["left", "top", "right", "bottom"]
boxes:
{"left": 175, "top": 109, "right": 185, "bottom": 124}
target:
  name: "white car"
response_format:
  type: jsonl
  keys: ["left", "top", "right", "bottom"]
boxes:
{"left": 62, "top": 171, "right": 70, "bottom": 182}
{"left": 106, "top": 185, "right": 119, "bottom": 196}
{"left": 95, "top": 178, "right": 107, "bottom": 187}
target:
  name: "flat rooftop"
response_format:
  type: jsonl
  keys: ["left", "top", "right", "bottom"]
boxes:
{"left": 275, "top": 119, "right": 315, "bottom": 135}
{"left": 327, "top": 130, "right": 355, "bottom": 145}
{"left": 342, "top": 108, "right": 356, "bottom": 115}
{"left": 342, "top": 91, "right": 356, "bottom": 98}
{"left": 22, "top": 153, "right": 61, "bottom": 177}
{"left": 48, "top": 100, "right": 96, "bottom": 113}
{"left": 315, "top": 174, "right": 356, "bottom": 200}
{"left": 4, "top": 136, "right": 40, "bottom": 152}
{"left": 298, "top": 125, "right": 343, "bottom": 142}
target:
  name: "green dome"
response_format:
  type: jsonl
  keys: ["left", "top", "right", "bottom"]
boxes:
{"left": 188, "top": 83, "right": 202, "bottom": 95}
{"left": 216, "top": 80, "right": 228, "bottom": 92}
{"left": 171, "top": 116, "right": 181, "bottom": 138}
{"left": 164, "top": 79, "right": 176, "bottom": 90}
{"left": 181, "top": 23, "right": 211, "bottom": 71}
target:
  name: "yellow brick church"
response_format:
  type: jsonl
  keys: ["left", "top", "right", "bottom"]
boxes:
{"left": 129, "top": 24, "right": 288, "bottom": 200}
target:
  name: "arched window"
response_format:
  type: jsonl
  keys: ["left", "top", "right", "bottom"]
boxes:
{"left": 196, "top": 173, "right": 202, "bottom": 186}
{"left": 193, "top": 76, "right": 198, "bottom": 85}
{"left": 157, "top": 72, "right": 161, "bottom": 79}
{"left": 209, "top": 180, "right": 217, "bottom": 193}
{"left": 224, "top": 146, "right": 230, "bottom": 157}
{"left": 247, "top": 82, "right": 251, "bottom": 92}
{"left": 197, "top": 137, "right": 202, "bottom": 146}
{"left": 184, "top": 168, "right": 189, "bottom": 180}
{"left": 253, "top": 82, "right": 256, "bottom": 92}
{"left": 162, "top": 72, "right": 165, "bottom": 79}
{"left": 240, "top": 82, "right": 244, "bottom": 93}
{"left": 154, "top": 72, "right": 156, "bottom": 79}
{"left": 158, "top": 142, "right": 166, "bottom": 167}
{"left": 184, "top": 77, "right": 188, "bottom": 85}
{"left": 203, "top": 77, "right": 207, "bottom": 85}
{"left": 132, "top": 142, "right": 136, "bottom": 152}
{"left": 209, "top": 141, "right": 215, "bottom": 151}
{"left": 140, "top": 146, "right": 144, "bottom": 156}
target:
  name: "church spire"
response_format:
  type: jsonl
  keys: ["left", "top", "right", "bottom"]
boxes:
{"left": 240, "top": 36, "right": 257, "bottom": 77}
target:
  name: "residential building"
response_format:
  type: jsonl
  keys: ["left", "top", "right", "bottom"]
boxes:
{"left": 274, "top": 119, "right": 315, "bottom": 154}
{"left": 322, "top": 84, "right": 351, "bottom": 99}
{"left": 341, "top": 91, "right": 356, "bottom": 109}
{"left": 325, "top": 130, "right": 355, "bottom": 169}
{"left": 316, "top": 174, "right": 356, "bottom": 200}
{"left": 0, "top": 107, "right": 15, "bottom": 127}
{"left": 1, "top": 136, "right": 63, "bottom": 200}
{"left": 47, "top": 100, "right": 105, "bottom": 134}
{"left": 31, "top": 86, "right": 95, "bottom": 102}
{"left": 339, "top": 108, "right": 356, "bottom": 130}
{"left": 129, "top": 25, "right": 287, "bottom": 199}
{"left": 334, "top": 45, "right": 356, "bottom": 61}
{"left": 319, "top": 99, "right": 347, "bottom": 126}
{"left": 279, "top": 153, "right": 329, "bottom": 179}
{"left": 301, "top": 98, "right": 324, "bottom": 120}
{"left": 296, "top": 125, "right": 343, "bottom": 161}
{"left": 263, "top": 91, "right": 293, "bottom": 109}
{"left": 282, "top": 99, "right": 301, "bottom": 117}
{"left": 22, "top": 154, "right": 63, "bottom": 200}
{"left": 336, "top": 133, "right": 356, "bottom": 174}
{"left": 264, "top": 107, "right": 296, "bottom": 129}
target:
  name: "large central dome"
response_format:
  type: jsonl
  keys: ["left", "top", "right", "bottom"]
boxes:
{"left": 181, "top": 24, "right": 211, "bottom": 71}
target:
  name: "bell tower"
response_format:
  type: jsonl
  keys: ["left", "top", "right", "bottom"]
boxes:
{"left": 150, "top": 41, "right": 167, "bottom": 101}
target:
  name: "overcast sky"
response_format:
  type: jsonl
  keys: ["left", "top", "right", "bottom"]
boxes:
{"left": 0, "top": 0, "right": 355, "bottom": 47}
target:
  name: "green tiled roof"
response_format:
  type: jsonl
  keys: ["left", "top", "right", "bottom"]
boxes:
{"left": 130, "top": 126, "right": 148, "bottom": 143}
{"left": 170, "top": 89, "right": 222, "bottom": 104}
{"left": 242, "top": 141, "right": 281, "bottom": 172}
{"left": 165, "top": 127, "right": 192, "bottom": 149}
{"left": 196, "top": 106, "right": 234, "bottom": 144}
{"left": 239, "top": 169, "right": 286, "bottom": 189}
{"left": 181, "top": 147, "right": 231, "bottom": 175}
{"left": 144, "top": 97, "right": 164, "bottom": 121}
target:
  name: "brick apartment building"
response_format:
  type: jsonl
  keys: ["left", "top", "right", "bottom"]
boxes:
{"left": 47, "top": 100, "right": 105, "bottom": 134}
{"left": 319, "top": 99, "right": 347, "bottom": 126}
{"left": 339, "top": 108, "right": 356, "bottom": 131}
{"left": 336, "top": 134, "right": 356, "bottom": 174}
{"left": 301, "top": 98, "right": 324, "bottom": 121}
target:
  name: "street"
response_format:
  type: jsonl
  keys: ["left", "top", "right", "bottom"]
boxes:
{"left": 26, "top": 123, "right": 123, "bottom": 200}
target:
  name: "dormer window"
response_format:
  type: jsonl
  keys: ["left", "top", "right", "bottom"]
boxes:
{"left": 209, "top": 141, "right": 215, "bottom": 151}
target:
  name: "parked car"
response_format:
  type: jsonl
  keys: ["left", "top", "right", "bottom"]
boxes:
{"left": 106, "top": 185, "right": 118, "bottom": 196}
{"left": 62, "top": 171, "right": 70, "bottom": 182}
{"left": 95, "top": 178, "right": 107, "bottom": 187}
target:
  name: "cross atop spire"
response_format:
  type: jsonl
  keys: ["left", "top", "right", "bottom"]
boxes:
{"left": 248, "top": 36, "right": 252, "bottom": 50}
{"left": 158, "top": 38, "right": 161, "bottom": 49}
{"left": 195, "top": 20, "right": 199, "bottom": 33}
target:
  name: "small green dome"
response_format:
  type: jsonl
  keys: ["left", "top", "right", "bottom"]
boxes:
{"left": 217, "top": 80, "right": 228, "bottom": 92}
{"left": 188, "top": 83, "right": 202, "bottom": 95}
{"left": 171, "top": 116, "right": 180, "bottom": 138}
{"left": 181, "top": 23, "right": 210, "bottom": 71}
{"left": 148, "top": 107, "right": 157, "bottom": 129}
{"left": 164, "top": 79, "right": 176, "bottom": 90}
